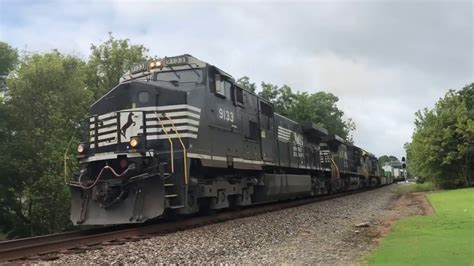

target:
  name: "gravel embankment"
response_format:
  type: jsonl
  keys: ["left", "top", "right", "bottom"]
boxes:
{"left": 53, "top": 185, "right": 399, "bottom": 265}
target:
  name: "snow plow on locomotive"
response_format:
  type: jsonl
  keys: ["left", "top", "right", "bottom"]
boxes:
{"left": 69, "top": 54, "right": 392, "bottom": 225}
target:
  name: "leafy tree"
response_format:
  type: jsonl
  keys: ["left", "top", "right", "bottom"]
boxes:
{"left": 0, "top": 42, "right": 18, "bottom": 92}
{"left": 389, "top": 155, "right": 399, "bottom": 161}
{"left": 378, "top": 155, "right": 391, "bottom": 166}
{"left": 289, "top": 91, "right": 354, "bottom": 139}
{"left": 406, "top": 83, "right": 474, "bottom": 188}
{"left": 0, "top": 42, "right": 17, "bottom": 176}
{"left": 277, "top": 85, "right": 298, "bottom": 114}
{"left": 0, "top": 51, "right": 91, "bottom": 238}
{"left": 259, "top": 82, "right": 280, "bottom": 103}
{"left": 379, "top": 155, "right": 399, "bottom": 164}
{"left": 258, "top": 82, "right": 354, "bottom": 139}
{"left": 378, "top": 155, "right": 400, "bottom": 170}
{"left": 86, "top": 33, "right": 148, "bottom": 100}
{"left": 0, "top": 35, "right": 150, "bottom": 238}
{"left": 237, "top": 76, "right": 256, "bottom": 93}
{"left": 259, "top": 83, "right": 297, "bottom": 115}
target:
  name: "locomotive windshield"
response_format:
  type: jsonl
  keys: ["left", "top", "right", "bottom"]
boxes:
{"left": 153, "top": 69, "right": 203, "bottom": 83}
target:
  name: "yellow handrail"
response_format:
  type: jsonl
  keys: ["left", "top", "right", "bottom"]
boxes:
{"left": 164, "top": 115, "right": 188, "bottom": 185}
{"left": 155, "top": 112, "right": 174, "bottom": 173}
{"left": 330, "top": 157, "right": 340, "bottom": 178}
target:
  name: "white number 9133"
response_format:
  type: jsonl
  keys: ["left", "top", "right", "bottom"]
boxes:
{"left": 218, "top": 108, "right": 234, "bottom": 122}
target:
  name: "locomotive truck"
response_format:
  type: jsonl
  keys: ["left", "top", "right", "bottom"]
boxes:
{"left": 69, "top": 54, "right": 391, "bottom": 225}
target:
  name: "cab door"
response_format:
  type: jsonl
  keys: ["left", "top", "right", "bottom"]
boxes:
{"left": 258, "top": 100, "right": 276, "bottom": 163}
{"left": 209, "top": 73, "right": 238, "bottom": 167}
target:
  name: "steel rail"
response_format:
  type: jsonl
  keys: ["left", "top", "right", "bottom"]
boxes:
{"left": 0, "top": 225, "right": 134, "bottom": 262}
{"left": 0, "top": 185, "right": 389, "bottom": 262}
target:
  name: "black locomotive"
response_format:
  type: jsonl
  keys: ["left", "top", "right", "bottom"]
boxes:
{"left": 69, "top": 55, "right": 392, "bottom": 225}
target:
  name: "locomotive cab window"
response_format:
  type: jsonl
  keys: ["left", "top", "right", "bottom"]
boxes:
{"left": 235, "top": 86, "right": 244, "bottom": 106}
{"left": 260, "top": 101, "right": 273, "bottom": 117}
{"left": 214, "top": 73, "right": 232, "bottom": 98}
{"left": 215, "top": 73, "right": 224, "bottom": 97}
{"left": 153, "top": 69, "right": 203, "bottom": 83}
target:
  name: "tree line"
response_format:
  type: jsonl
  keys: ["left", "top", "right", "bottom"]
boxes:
{"left": 0, "top": 35, "right": 147, "bottom": 238}
{"left": 405, "top": 84, "right": 473, "bottom": 188}
{"left": 0, "top": 34, "right": 354, "bottom": 238}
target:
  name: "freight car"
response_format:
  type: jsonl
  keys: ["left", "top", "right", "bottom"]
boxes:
{"left": 69, "top": 55, "right": 392, "bottom": 225}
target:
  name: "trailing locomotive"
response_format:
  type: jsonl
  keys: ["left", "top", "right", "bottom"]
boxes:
{"left": 69, "top": 55, "right": 392, "bottom": 225}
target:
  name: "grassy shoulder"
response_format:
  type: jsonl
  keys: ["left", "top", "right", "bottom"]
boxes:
{"left": 367, "top": 187, "right": 474, "bottom": 265}
{"left": 396, "top": 181, "right": 437, "bottom": 194}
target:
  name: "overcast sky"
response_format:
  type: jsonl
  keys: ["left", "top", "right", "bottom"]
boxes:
{"left": 1, "top": 0, "right": 472, "bottom": 158}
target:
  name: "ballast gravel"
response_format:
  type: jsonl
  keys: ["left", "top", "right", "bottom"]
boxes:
{"left": 53, "top": 185, "right": 399, "bottom": 265}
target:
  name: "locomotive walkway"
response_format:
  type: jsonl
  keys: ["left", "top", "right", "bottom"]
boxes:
{"left": 0, "top": 185, "right": 402, "bottom": 263}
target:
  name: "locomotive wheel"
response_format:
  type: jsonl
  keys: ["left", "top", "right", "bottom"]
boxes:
{"left": 228, "top": 195, "right": 242, "bottom": 211}
{"left": 198, "top": 198, "right": 216, "bottom": 216}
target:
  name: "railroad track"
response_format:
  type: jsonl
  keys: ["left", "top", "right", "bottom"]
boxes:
{"left": 0, "top": 186, "right": 383, "bottom": 262}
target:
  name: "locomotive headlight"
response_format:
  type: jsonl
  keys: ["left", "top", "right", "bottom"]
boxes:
{"left": 130, "top": 137, "right": 139, "bottom": 148}
{"left": 77, "top": 144, "right": 85, "bottom": 153}
{"left": 149, "top": 61, "right": 162, "bottom": 69}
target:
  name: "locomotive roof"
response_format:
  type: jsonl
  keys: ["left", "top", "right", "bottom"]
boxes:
{"left": 341, "top": 140, "right": 376, "bottom": 158}
{"left": 301, "top": 122, "right": 328, "bottom": 137}
{"left": 120, "top": 54, "right": 232, "bottom": 83}
{"left": 325, "top": 133, "right": 345, "bottom": 143}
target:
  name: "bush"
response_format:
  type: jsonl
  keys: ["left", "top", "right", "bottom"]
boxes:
{"left": 416, "top": 177, "right": 426, "bottom": 184}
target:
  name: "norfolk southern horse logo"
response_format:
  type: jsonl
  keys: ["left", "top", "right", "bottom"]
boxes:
{"left": 121, "top": 112, "right": 136, "bottom": 138}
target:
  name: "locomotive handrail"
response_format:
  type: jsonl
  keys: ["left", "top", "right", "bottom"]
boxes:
{"left": 155, "top": 112, "right": 175, "bottom": 173}
{"left": 164, "top": 114, "right": 189, "bottom": 185}
{"left": 77, "top": 165, "right": 131, "bottom": 189}
{"left": 330, "top": 157, "right": 340, "bottom": 178}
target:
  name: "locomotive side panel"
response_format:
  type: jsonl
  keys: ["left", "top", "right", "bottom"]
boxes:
{"left": 188, "top": 67, "right": 263, "bottom": 170}
{"left": 274, "top": 114, "right": 307, "bottom": 170}
{"left": 301, "top": 122, "right": 328, "bottom": 171}
{"left": 238, "top": 89, "right": 263, "bottom": 168}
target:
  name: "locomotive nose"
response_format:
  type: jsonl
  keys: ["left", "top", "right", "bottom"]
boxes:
{"left": 71, "top": 76, "right": 194, "bottom": 225}
{"left": 70, "top": 173, "right": 165, "bottom": 225}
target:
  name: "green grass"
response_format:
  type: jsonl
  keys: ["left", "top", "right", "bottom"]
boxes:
{"left": 397, "top": 182, "right": 437, "bottom": 194}
{"left": 367, "top": 188, "right": 474, "bottom": 266}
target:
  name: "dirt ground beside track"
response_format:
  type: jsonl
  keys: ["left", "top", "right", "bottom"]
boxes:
{"left": 352, "top": 190, "right": 435, "bottom": 263}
